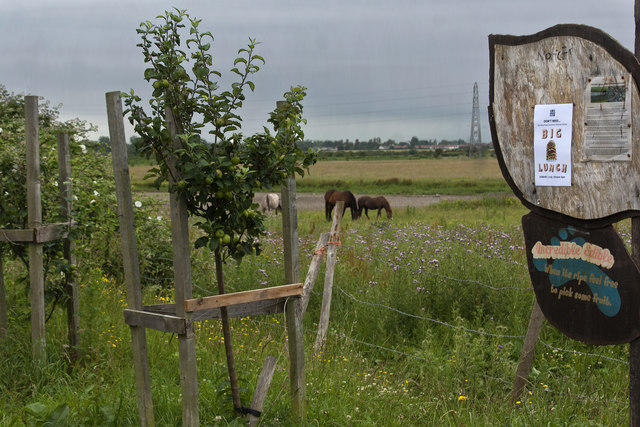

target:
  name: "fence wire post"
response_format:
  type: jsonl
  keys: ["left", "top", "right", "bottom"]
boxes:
{"left": 511, "top": 299, "right": 544, "bottom": 403}
{"left": 25, "top": 95, "right": 46, "bottom": 365}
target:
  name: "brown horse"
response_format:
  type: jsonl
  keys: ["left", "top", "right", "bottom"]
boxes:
{"left": 325, "top": 189, "right": 359, "bottom": 220}
{"left": 358, "top": 195, "right": 392, "bottom": 219}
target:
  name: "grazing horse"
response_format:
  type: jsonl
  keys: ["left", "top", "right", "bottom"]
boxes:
{"left": 358, "top": 195, "right": 392, "bottom": 219}
{"left": 260, "top": 193, "right": 281, "bottom": 215}
{"left": 324, "top": 189, "right": 359, "bottom": 220}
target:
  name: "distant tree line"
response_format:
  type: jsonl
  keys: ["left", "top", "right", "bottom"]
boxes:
{"left": 296, "top": 136, "right": 472, "bottom": 151}
{"left": 100, "top": 135, "right": 492, "bottom": 162}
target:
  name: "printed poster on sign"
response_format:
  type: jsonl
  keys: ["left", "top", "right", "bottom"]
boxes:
{"left": 534, "top": 103, "right": 573, "bottom": 186}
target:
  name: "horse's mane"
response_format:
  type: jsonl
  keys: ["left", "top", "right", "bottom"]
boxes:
{"left": 324, "top": 189, "right": 337, "bottom": 202}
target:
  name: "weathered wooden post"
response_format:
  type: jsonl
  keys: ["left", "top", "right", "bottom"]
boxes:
{"left": 277, "top": 100, "right": 306, "bottom": 421}
{"left": 25, "top": 95, "right": 46, "bottom": 364}
{"left": 0, "top": 249, "right": 7, "bottom": 338}
{"left": 164, "top": 107, "right": 199, "bottom": 426}
{"left": 56, "top": 132, "right": 80, "bottom": 363}
{"left": 510, "top": 301, "right": 544, "bottom": 402}
{"left": 298, "top": 232, "right": 330, "bottom": 318}
{"left": 630, "top": 2, "right": 640, "bottom": 424}
{"left": 106, "top": 91, "right": 155, "bottom": 426}
{"left": 314, "top": 201, "right": 344, "bottom": 354}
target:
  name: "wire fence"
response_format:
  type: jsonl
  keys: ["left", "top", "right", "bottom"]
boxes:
{"left": 143, "top": 225, "right": 630, "bottom": 406}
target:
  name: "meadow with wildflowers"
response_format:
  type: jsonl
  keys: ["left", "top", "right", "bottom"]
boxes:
{"left": 0, "top": 193, "right": 633, "bottom": 425}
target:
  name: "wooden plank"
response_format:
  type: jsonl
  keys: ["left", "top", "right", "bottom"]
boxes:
{"left": 0, "top": 229, "right": 34, "bottom": 242}
{"left": 248, "top": 355, "right": 277, "bottom": 427}
{"left": 35, "top": 222, "right": 76, "bottom": 243}
{"left": 511, "top": 299, "right": 545, "bottom": 403}
{"left": 106, "top": 91, "right": 155, "bottom": 426}
{"left": 25, "top": 95, "right": 46, "bottom": 365}
{"left": 299, "top": 232, "right": 330, "bottom": 318}
{"left": 0, "top": 222, "right": 77, "bottom": 243}
{"left": 124, "top": 309, "right": 187, "bottom": 334}
{"left": 145, "top": 299, "right": 286, "bottom": 321}
{"left": 314, "top": 201, "right": 343, "bottom": 354}
{"left": 184, "top": 283, "right": 303, "bottom": 312}
{"left": 57, "top": 133, "right": 80, "bottom": 363}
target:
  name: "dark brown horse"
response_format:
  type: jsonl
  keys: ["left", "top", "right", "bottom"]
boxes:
{"left": 358, "top": 195, "right": 392, "bottom": 219}
{"left": 325, "top": 189, "right": 359, "bottom": 220}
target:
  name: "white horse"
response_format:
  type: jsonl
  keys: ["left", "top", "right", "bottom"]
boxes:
{"left": 260, "top": 193, "right": 281, "bottom": 215}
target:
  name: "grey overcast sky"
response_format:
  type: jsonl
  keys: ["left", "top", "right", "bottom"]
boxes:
{"left": 0, "top": 0, "right": 636, "bottom": 143}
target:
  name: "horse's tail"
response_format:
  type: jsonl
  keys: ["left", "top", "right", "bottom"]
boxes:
{"left": 349, "top": 191, "right": 359, "bottom": 219}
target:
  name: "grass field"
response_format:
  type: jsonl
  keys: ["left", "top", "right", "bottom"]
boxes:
{"left": 1, "top": 194, "right": 633, "bottom": 425}
{"left": 2, "top": 155, "right": 632, "bottom": 425}
{"left": 129, "top": 157, "right": 511, "bottom": 195}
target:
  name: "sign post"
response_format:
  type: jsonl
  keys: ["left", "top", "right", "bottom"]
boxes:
{"left": 489, "top": 24, "right": 640, "bottom": 405}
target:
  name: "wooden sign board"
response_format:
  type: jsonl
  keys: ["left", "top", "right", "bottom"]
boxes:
{"left": 489, "top": 24, "right": 640, "bottom": 227}
{"left": 522, "top": 212, "right": 640, "bottom": 345}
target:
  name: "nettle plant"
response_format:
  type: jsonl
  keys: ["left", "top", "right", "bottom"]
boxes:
{"left": 124, "top": 9, "right": 316, "bottom": 264}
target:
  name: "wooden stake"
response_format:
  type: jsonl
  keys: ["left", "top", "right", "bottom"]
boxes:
{"left": 314, "top": 201, "right": 344, "bottom": 354}
{"left": 56, "top": 133, "right": 80, "bottom": 364}
{"left": 165, "top": 106, "right": 199, "bottom": 426}
{"left": 106, "top": 91, "right": 155, "bottom": 426}
{"left": 248, "top": 355, "right": 277, "bottom": 427}
{"left": 279, "top": 163, "right": 306, "bottom": 421}
{"left": 0, "top": 249, "right": 7, "bottom": 338}
{"left": 298, "top": 232, "right": 330, "bottom": 318}
{"left": 25, "top": 95, "right": 46, "bottom": 365}
{"left": 511, "top": 299, "right": 545, "bottom": 403}
{"left": 631, "top": 3, "right": 640, "bottom": 424}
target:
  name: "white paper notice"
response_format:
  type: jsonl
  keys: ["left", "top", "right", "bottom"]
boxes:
{"left": 534, "top": 103, "right": 573, "bottom": 187}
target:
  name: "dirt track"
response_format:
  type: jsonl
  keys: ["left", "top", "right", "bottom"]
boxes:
{"left": 141, "top": 191, "right": 487, "bottom": 213}
{"left": 254, "top": 192, "right": 485, "bottom": 212}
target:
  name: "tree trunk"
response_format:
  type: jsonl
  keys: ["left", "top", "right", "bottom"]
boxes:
{"left": 215, "top": 249, "right": 242, "bottom": 413}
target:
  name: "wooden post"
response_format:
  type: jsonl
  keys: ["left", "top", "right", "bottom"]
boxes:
{"left": 0, "top": 249, "right": 7, "bottom": 338}
{"left": 106, "top": 92, "right": 155, "bottom": 426}
{"left": 632, "top": 218, "right": 640, "bottom": 426}
{"left": 314, "top": 201, "right": 344, "bottom": 355}
{"left": 280, "top": 155, "right": 305, "bottom": 420}
{"left": 25, "top": 95, "right": 46, "bottom": 364}
{"left": 281, "top": 176, "right": 300, "bottom": 284}
{"left": 56, "top": 133, "right": 80, "bottom": 363}
{"left": 511, "top": 300, "right": 545, "bottom": 403}
{"left": 631, "top": 4, "right": 640, "bottom": 424}
{"left": 248, "top": 355, "right": 277, "bottom": 427}
{"left": 298, "top": 232, "right": 330, "bottom": 318}
{"left": 165, "top": 107, "right": 199, "bottom": 426}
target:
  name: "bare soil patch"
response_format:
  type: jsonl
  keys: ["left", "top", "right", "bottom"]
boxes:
{"left": 140, "top": 191, "right": 487, "bottom": 213}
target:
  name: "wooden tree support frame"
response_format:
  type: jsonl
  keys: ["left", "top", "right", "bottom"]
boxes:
{"left": 107, "top": 92, "right": 308, "bottom": 426}
{"left": 0, "top": 96, "right": 79, "bottom": 365}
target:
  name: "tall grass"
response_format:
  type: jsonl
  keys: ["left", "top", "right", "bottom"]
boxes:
{"left": 129, "top": 157, "right": 510, "bottom": 195}
{"left": 0, "top": 197, "right": 631, "bottom": 425}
